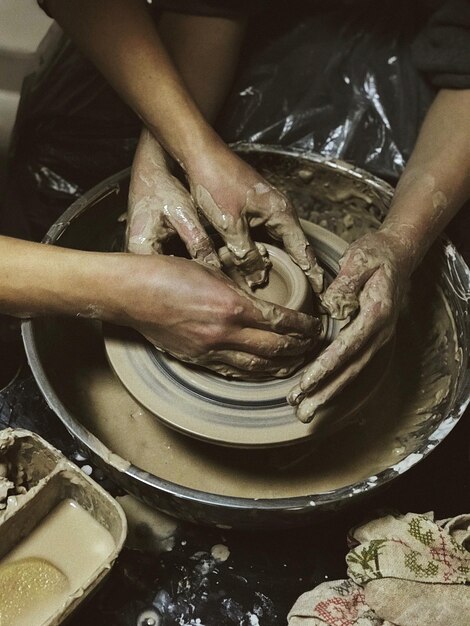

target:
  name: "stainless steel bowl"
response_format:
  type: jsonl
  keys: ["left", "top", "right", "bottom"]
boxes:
{"left": 22, "top": 145, "right": 470, "bottom": 528}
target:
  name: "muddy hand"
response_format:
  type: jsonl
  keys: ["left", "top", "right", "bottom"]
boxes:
{"left": 288, "top": 229, "right": 412, "bottom": 422}
{"left": 187, "top": 147, "right": 323, "bottom": 291}
{"left": 129, "top": 254, "right": 321, "bottom": 378}
{"left": 126, "top": 130, "right": 220, "bottom": 267}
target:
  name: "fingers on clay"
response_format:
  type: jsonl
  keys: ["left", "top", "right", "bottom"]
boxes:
{"left": 193, "top": 183, "right": 270, "bottom": 287}
{"left": 245, "top": 298, "right": 321, "bottom": 338}
{"left": 201, "top": 350, "right": 305, "bottom": 378}
{"left": 322, "top": 250, "right": 376, "bottom": 319}
{"left": 127, "top": 237, "right": 160, "bottom": 255}
{"left": 166, "top": 207, "right": 220, "bottom": 268}
{"left": 224, "top": 223, "right": 271, "bottom": 287}
{"left": 230, "top": 328, "right": 317, "bottom": 358}
{"left": 293, "top": 332, "right": 389, "bottom": 423}
{"left": 126, "top": 204, "right": 172, "bottom": 255}
{"left": 287, "top": 299, "right": 388, "bottom": 404}
{"left": 254, "top": 193, "right": 324, "bottom": 293}
{"left": 277, "top": 226, "right": 324, "bottom": 294}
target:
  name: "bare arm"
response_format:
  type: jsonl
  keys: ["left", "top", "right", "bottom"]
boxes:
{"left": 126, "top": 11, "right": 245, "bottom": 261}
{"left": 380, "top": 89, "right": 470, "bottom": 266}
{"left": 0, "top": 235, "right": 318, "bottom": 376}
{"left": 158, "top": 11, "right": 246, "bottom": 123}
{"left": 289, "top": 89, "right": 470, "bottom": 422}
{"left": 0, "top": 1, "right": 318, "bottom": 378}
{"left": 46, "top": 0, "right": 220, "bottom": 162}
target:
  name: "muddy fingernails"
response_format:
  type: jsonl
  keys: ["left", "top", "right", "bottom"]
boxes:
{"left": 322, "top": 290, "right": 357, "bottom": 319}
{"left": 296, "top": 397, "right": 318, "bottom": 423}
{"left": 306, "top": 265, "right": 324, "bottom": 294}
{"left": 202, "top": 251, "right": 222, "bottom": 269}
{"left": 287, "top": 385, "right": 304, "bottom": 405}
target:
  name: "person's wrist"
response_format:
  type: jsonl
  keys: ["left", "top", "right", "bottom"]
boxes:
{"left": 184, "top": 140, "right": 261, "bottom": 202}
{"left": 377, "top": 223, "right": 419, "bottom": 277}
{"left": 131, "top": 129, "right": 172, "bottom": 182}
{"left": 177, "top": 130, "right": 230, "bottom": 179}
{"left": 147, "top": 111, "right": 224, "bottom": 174}
{"left": 93, "top": 253, "right": 147, "bottom": 325}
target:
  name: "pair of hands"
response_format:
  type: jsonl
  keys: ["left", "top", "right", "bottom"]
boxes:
{"left": 125, "top": 134, "right": 409, "bottom": 422}
{"left": 125, "top": 132, "right": 323, "bottom": 382}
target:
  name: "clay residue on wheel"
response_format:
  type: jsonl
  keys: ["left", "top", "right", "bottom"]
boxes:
{"left": 218, "top": 242, "right": 310, "bottom": 311}
{"left": 0, "top": 434, "right": 37, "bottom": 511}
{"left": 252, "top": 154, "right": 389, "bottom": 244}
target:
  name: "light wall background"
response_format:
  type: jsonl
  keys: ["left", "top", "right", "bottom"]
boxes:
{"left": 0, "top": 0, "right": 52, "bottom": 189}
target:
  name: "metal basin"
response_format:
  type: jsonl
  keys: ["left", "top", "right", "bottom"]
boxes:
{"left": 22, "top": 145, "right": 470, "bottom": 528}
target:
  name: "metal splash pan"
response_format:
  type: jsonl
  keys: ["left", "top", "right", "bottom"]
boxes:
{"left": 22, "top": 145, "right": 470, "bottom": 529}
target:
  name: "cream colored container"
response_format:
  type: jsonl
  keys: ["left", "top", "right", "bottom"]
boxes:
{"left": 0, "top": 428, "right": 127, "bottom": 626}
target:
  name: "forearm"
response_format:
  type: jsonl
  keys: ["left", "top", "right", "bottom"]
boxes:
{"left": 46, "top": 0, "right": 224, "bottom": 166}
{"left": 0, "top": 236, "right": 135, "bottom": 321}
{"left": 133, "top": 11, "right": 246, "bottom": 179}
{"left": 158, "top": 12, "right": 246, "bottom": 123}
{"left": 382, "top": 89, "right": 470, "bottom": 272}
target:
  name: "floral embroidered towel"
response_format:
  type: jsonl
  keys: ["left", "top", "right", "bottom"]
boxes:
{"left": 288, "top": 512, "right": 470, "bottom": 626}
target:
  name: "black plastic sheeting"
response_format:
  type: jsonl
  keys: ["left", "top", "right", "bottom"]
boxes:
{"left": 218, "top": 3, "right": 435, "bottom": 182}
{"left": 1, "top": 2, "right": 435, "bottom": 241}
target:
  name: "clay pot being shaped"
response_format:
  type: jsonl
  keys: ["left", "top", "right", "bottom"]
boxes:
{"left": 218, "top": 243, "right": 313, "bottom": 313}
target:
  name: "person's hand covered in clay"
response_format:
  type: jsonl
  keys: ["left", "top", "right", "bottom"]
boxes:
{"left": 288, "top": 228, "right": 412, "bottom": 422}
{"left": 127, "top": 129, "right": 221, "bottom": 267}
{"left": 186, "top": 146, "right": 324, "bottom": 291}
{"left": 127, "top": 254, "right": 321, "bottom": 378}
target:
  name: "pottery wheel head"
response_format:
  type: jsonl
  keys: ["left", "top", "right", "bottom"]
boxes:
{"left": 104, "top": 222, "right": 394, "bottom": 448}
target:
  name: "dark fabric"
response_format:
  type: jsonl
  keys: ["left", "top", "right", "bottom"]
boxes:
{"left": 153, "top": 0, "right": 470, "bottom": 90}
{"left": 153, "top": 0, "right": 267, "bottom": 18}
{"left": 412, "top": 0, "right": 470, "bottom": 88}
{"left": 37, "top": 0, "right": 267, "bottom": 19}
{"left": 37, "top": 0, "right": 470, "bottom": 88}
{"left": 6, "top": 1, "right": 433, "bottom": 241}
{"left": 2, "top": 30, "right": 142, "bottom": 241}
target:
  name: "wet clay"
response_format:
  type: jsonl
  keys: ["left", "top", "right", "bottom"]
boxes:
{"left": 103, "top": 224, "right": 344, "bottom": 447}
{"left": 219, "top": 242, "right": 311, "bottom": 312}
{"left": 0, "top": 499, "right": 115, "bottom": 625}
{"left": 253, "top": 155, "right": 389, "bottom": 244}
{"left": 193, "top": 184, "right": 271, "bottom": 287}
{"left": 244, "top": 181, "right": 324, "bottom": 292}
{"left": 0, "top": 468, "right": 16, "bottom": 511}
{"left": 0, "top": 439, "right": 30, "bottom": 511}
{"left": 45, "top": 247, "right": 458, "bottom": 498}
{"left": 28, "top": 150, "right": 462, "bottom": 503}
{"left": 127, "top": 129, "right": 220, "bottom": 267}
